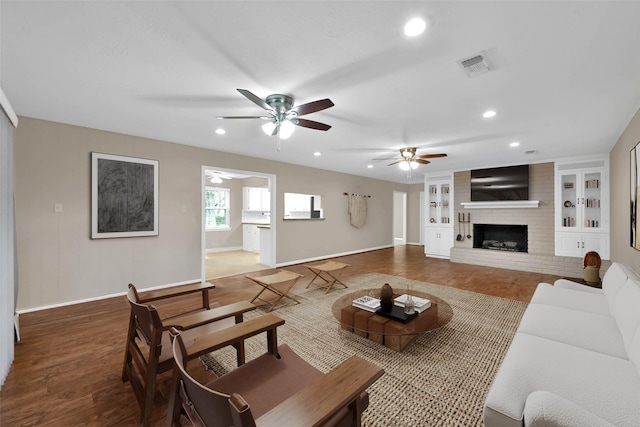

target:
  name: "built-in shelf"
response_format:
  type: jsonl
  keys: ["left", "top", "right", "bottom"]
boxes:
{"left": 460, "top": 200, "right": 540, "bottom": 209}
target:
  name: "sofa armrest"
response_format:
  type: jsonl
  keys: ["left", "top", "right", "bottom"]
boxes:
{"left": 553, "top": 279, "right": 603, "bottom": 294}
{"left": 524, "top": 391, "right": 615, "bottom": 427}
{"left": 255, "top": 355, "right": 384, "bottom": 427}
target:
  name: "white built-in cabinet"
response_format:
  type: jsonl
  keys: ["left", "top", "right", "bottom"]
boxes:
{"left": 554, "top": 158, "right": 609, "bottom": 259}
{"left": 243, "top": 187, "right": 270, "bottom": 211}
{"left": 424, "top": 174, "right": 454, "bottom": 258}
{"left": 242, "top": 224, "right": 260, "bottom": 252}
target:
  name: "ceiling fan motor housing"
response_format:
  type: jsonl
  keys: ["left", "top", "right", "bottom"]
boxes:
{"left": 265, "top": 94, "right": 294, "bottom": 113}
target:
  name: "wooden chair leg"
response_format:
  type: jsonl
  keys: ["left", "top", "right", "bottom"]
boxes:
{"left": 305, "top": 269, "right": 324, "bottom": 288}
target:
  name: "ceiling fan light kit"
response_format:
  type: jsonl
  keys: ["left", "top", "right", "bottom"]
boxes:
{"left": 388, "top": 147, "right": 448, "bottom": 172}
{"left": 399, "top": 160, "right": 419, "bottom": 171}
{"left": 217, "top": 89, "right": 334, "bottom": 145}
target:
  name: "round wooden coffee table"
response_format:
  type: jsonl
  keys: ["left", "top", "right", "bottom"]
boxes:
{"left": 332, "top": 288, "right": 453, "bottom": 352}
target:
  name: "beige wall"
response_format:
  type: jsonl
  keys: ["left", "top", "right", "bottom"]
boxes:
{"left": 14, "top": 117, "right": 416, "bottom": 310}
{"left": 611, "top": 106, "right": 640, "bottom": 271}
{"left": 406, "top": 184, "right": 423, "bottom": 245}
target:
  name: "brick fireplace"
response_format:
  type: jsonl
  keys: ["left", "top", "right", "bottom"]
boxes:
{"left": 447, "top": 162, "right": 608, "bottom": 278}
{"left": 473, "top": 224, "right": 528, "bottom": 253}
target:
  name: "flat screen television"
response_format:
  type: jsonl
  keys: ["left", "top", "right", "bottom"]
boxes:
{"left": 470, "top": 164, "right": 529, "bottom": 201}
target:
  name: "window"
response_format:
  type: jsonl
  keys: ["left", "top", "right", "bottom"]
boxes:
{"left": 205, "top": 187, "right": 230, "bottom": 230}
{"left": 284, "top": 192, "right": 324, "bottom": 219}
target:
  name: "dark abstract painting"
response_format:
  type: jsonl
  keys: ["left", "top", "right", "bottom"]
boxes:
{"left": 91, "top": 153, "right": 158, "bottom": 238}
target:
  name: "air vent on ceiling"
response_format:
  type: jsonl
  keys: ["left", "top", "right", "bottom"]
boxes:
{"left": 457, "top": 52, "right": 490, "bottom": 77}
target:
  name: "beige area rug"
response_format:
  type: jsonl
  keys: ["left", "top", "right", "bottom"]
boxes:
{"left": 201, "top": 273, "right": 527, "bottom": 427}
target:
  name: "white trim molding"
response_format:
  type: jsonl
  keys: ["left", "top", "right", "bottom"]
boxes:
{"left": 0, "top": 87, "right": 18, "bottom": 128}
{"left": 460, "top": 200, "right": 540, "bottom": 209}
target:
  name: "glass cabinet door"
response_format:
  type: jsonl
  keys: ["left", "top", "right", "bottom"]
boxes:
{"left": 427, "top": 182, "right": 451, "bottom": 225}
{"left": 560, "top": 172, "right": 578, "bottom": 229}
{"left": 440, "top": 183, "right": 450, "bottom": 224}
{"left": 428, "top": 184, "right": 438, "bottom": 224}
{"left": 582, "top": 171, "right": 602, "bottom": 229}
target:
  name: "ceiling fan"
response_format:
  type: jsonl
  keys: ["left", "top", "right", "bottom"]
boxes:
{"left": 387, "top": 147, "right": 447, "bottom": 171}
{"left": 216, "top": 89, "right": 334, "bottom": 143}
{"left": 205, "top": 170, "right": 233, "bottom": 184}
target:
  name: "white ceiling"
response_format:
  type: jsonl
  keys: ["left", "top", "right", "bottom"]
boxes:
{"left": 2, "top": 1, "right": 640, "bottom": 184}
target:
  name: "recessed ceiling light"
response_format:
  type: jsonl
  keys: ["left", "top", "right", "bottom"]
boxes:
{"left": 314, "top": 152, "right": 321, "bottom": 156}
{"left": 404, "top": 17, "right": 426, "bottom": 37}
{"left": 510, "top": 141, "right": 520, "bottom": 147}
{"left": 215, "top": 128, "right": 226, "bottom": 135}
{"left": 482, "top": 110, "right": 497, "bottom": 118}
{"left": 367, "top": 164, "right": 373, "bottom": 169}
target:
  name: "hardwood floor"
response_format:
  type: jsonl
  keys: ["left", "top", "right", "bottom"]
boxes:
{"left": 1, "top": 246, "right": 563, "bottom": 426}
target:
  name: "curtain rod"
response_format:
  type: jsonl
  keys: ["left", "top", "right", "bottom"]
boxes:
{"left": 343, "top": 192, "right": 371, "bottom": 198}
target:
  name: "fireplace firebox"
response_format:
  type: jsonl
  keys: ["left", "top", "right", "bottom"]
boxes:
{"left": 473, "top": 224, "right": 528, "bottom": 253}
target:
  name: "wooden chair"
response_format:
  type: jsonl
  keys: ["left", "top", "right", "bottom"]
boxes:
{"left": 166, "top": 313, "right": 384, "bottom": 427}
{"left": 122, "top": 283, "right": 256, "bottom": 427}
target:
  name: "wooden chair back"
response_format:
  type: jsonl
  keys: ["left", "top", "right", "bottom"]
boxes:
{"left": 122, "top": 284, "right": 171, "bottom": 427}
{"left": 172, "top": 330, "right": 255, "bottom": 427}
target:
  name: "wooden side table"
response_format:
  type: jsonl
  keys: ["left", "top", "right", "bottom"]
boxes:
{"left": 303, "top": 261, "right": 350, "bottom": 293}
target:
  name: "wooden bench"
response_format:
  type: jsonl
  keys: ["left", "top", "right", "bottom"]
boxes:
{"left": 247, "top": 270, "right": 304, "bottom": 312}
{"left": 304, "top": 261, "right": 350, "bottom": 293}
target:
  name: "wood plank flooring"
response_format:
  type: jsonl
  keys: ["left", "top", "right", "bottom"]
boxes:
{"left": 1, "top": 246, "right": 564, "bottom": 426}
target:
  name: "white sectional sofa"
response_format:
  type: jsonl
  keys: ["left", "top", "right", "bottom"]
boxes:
{"left": 484, "top": 262, "right": 640, "bottom": 427}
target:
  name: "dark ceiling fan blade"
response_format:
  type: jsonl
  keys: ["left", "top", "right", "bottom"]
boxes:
{"left": 417, "top": 153, "right": 447, "bottom": 159}
{"left": 372, "top": 155, "right": 400, "bottom": 161}
{"left": 237, "top": 89, "right": 273, "bottom": 111}
{"left": 289, "top": 99, "right": 334, "bottom": 116}
{"left": 415, "top": 159, "right": 431, "bottom": 164}
{"left": 216, "top": 116, "right": 270, "bottom": 120}
{"left": 387, "top": 160, "right": 403, "bottom": 166}
{"left": 290, "top": 118, "right": 332, "bottom": 131}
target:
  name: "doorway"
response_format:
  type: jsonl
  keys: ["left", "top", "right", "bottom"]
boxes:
{"left": 201, "top": 166, "right": 276, "bottom": 282}
{"left": 393, "top": 191, "right": 407, "bottom": 245}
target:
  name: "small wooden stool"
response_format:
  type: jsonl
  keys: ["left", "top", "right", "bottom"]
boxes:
{"left": 304, "top": 261, "right": 350, "bottom": 293}
{"left": 247, "top": 270, "right": 304, "bottom": 312}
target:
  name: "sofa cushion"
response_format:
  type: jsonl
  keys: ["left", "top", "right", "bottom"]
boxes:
{"left": 517, "top": 303, "right": 627, "bottom": 359}
{"left": 553, "top": 279, "right": 604, "bottom": 294}
{"left": 611, "top": 278, "right": 640, "bottom": 354}
{"left": 524, "top": 391, "right": 616, "bottom": 427}
{"left": 629, "top": 326, "right": 640, "bottom": 377}
{"left": 483, "top": 333, "right": 640, "bottom": 427}
{"left": 529, "top": 283, "right": 609, "bottom": 316}
{"left": 207, "top": 344, "right": 325, "bottom": 419}
{"left": 602, "top": 263, "right": 638, "bottom": 311}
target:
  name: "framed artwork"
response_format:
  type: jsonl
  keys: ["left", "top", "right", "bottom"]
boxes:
{"left": 91, "top": 152, "right": 158, "bottom": 239}
{"left": 632, "top": 142, "right": 640, "bottom": 250}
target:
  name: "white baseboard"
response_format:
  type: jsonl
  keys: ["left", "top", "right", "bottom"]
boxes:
{"left": 14, "top": 313, "right": 20, "bottom": 342}
{"left": 276, "top": 244, "right": 394, "bottom": 267}
{"left": 206, "top": 246, "right": 243, "bottom": 253}
{"left": 16, "top": 278, "right": 202, "bottom": 314}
